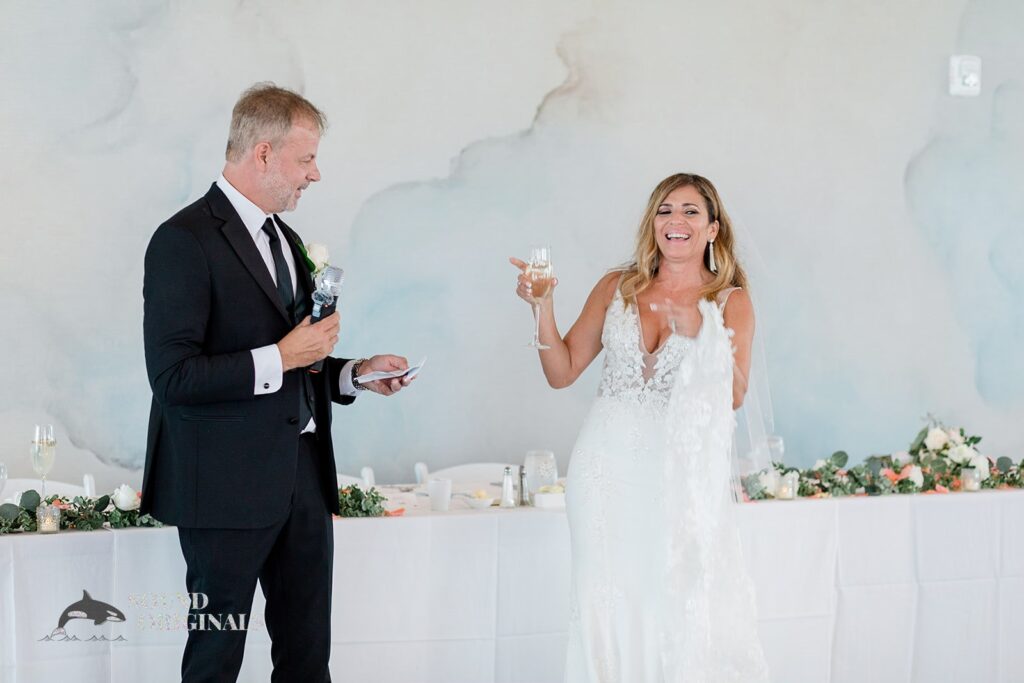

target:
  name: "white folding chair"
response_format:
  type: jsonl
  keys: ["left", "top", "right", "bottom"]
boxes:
{"left": 337, "top": 469, "right": 375, "bottom": 489}
{"left": 3, "top": 477, "right": 89, "bottom": 500}
{"left": 360, "top": 467, "right": 376, "bottom": 487}
{"left": 421, "top": 463, "right": 517, "bottom": 484}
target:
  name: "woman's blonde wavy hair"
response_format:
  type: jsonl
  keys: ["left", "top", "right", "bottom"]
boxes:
{"left": 619, "top": 173, "right": 747, "bottom": 305}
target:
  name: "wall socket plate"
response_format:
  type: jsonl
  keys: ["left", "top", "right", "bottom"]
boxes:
{"left": 950, "top": 55, "right": 982, "bottom": 96}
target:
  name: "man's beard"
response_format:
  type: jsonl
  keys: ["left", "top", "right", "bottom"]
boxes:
{"left": 261, "top": 166, "right": 299, "bottom": 213}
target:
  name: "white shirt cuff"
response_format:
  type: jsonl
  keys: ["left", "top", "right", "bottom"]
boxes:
{"left": 338, "top": 359, "right": 360, "bottom": 397}
{"left": 251, "top": 345, "right": 283, "bottom": 395}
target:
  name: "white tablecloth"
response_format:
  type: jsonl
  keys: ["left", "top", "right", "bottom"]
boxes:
{"left": 3, "top": 489, "right": 1024, "bottom": 683}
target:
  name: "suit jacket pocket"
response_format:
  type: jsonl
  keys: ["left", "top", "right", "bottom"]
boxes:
{"left": 180, "top": 413, "right": 245, "bottom": 422}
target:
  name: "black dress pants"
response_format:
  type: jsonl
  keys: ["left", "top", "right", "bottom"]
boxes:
{"left": 177, "top": 433, "right": 334, "bottom": 682}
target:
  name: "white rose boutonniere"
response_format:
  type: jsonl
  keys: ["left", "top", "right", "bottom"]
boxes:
{"left": 924, "top": 427, "right": 949, "bottom": 452}
{"left": 112, "top": 484, "right": 141, "bottom": 511}
{"left": 303, "top": 243, "right": 330, "bottom": 275}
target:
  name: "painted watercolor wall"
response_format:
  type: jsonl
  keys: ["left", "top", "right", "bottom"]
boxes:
{"left": 0, "top": 0, "right": 1020, "bottom": 493}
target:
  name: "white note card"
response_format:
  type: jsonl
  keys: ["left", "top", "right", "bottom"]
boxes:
{"left": 355, "top": 357, "right": 426, "bottom": 384}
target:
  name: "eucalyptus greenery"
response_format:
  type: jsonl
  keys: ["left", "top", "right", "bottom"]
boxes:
{"left": 337, "top": 484, "right": 387, "bottom": 518}
{"left": 743, "top": 422, "right": 1019, "bottom": 501}
{"left": 0, "top": 491, "right": 162, "bottom": 534}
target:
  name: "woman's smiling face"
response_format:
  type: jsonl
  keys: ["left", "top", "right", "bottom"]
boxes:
{"left": 652, "top": 184, "right": 719, "bottom": 264}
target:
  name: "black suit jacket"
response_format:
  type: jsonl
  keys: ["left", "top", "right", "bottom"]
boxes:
{"left": 141, "top": 183, "right": 353, "bottom": 528}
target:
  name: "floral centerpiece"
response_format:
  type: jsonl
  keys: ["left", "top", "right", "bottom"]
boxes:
{"left": 743, "top": 420, "right": 1018, "bottom": 501}
{"left": 0, "top": 485, "right": 162, "bottom": 533}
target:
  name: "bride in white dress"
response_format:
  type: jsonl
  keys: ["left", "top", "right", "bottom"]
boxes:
{"left": 511, "top": 173, "right": 770, "bottom": 682}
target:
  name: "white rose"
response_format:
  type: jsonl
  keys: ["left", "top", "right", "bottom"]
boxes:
{"left": 970, "top": 455, "right": 991, "bottom": 481}
{"left": 812, "top": 459, "right": 827, "bottom": 471}
{"left": 758, "top": 469, "right": 779, "bottom": 494}
{"left": 305, "top": 243, "right": 329, "bottom": 273}
{"left": 948, "top": 444, "right": 978, "bottom": 465}
{"left": 112, "top": 484, "right": 140, "bottom": 511}
{"left": 892, "top": 451, "right": 913, "bottom": 466}
{"left": 907, "top": 465, "right": 924, "bottom": 488}
{"left": 924, "top": 427, "right": 949, "bottom": 451}
{"left": 947, "top": 428, "right": 965, "bottom": 446}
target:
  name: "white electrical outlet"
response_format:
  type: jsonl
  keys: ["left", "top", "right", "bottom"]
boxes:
{"left": 949, "top": 55, "right": 982, "bottom": 97}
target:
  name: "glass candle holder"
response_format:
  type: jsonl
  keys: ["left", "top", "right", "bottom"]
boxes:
{"left": 36, "top": 504, "right": 60, "bottom": 533}
{"left": 961, "top": 467, "right": 983, "bottom": 492}
{"left": 776, "top": 471, "right": 799, "bottom": 500}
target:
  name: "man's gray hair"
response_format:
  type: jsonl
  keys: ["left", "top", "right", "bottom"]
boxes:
{"left": 225, "top": 83, "right": 327, "bottom": 162}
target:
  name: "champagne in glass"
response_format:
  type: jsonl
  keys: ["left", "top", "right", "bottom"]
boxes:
{"left": 31, "top": 424, "right": 56, "bottom": 499}
{"left": 525, "top": 245, "right": 553, "bottom": 350}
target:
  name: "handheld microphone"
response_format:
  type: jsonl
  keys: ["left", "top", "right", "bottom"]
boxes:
{"left": 309, "top": 266, "right": 344, "bottom": 374}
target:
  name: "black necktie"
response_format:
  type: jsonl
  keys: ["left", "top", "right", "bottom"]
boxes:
{"left": 261, "top": 217, "right": 295, "bottom": 319}
{"left": 262, "top": 217, "right": 315, "bottom": 429}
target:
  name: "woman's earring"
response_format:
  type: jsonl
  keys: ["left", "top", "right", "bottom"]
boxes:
{"left": 708, "top": 239, "right": 718, "bottom": 273}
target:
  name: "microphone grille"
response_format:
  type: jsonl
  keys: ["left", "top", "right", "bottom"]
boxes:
{"left": 321, "top": 266, "right": 345, "bottom": 293}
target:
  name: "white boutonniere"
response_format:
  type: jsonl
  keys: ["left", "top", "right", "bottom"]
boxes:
{"left": 298, "top": 242, "right": 330, "bottom": 275}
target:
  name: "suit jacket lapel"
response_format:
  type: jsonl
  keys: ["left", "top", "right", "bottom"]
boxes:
{"left": 276, "top": 216, "right": 315, "bottom": 297}
{"left": 205, "top": 184, "right": 291, "bottom": 324}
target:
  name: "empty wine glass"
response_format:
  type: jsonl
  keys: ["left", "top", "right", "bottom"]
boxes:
{"left": 31, "top": 424, "right": 56, "bottom": 499}
{"left": 525, "top": 245, "right": 553, "bottom": 350}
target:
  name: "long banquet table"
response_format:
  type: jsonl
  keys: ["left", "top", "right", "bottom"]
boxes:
{"left": 3, "top": 488, "right": 1024, "bottom": 682}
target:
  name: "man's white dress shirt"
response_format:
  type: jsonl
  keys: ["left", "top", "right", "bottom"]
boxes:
{"left": 216, "top": 175, "right": 358, "bottom": 434}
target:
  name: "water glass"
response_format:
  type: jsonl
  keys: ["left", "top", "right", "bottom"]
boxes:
{"left": 427, "top": 478, "right": 453, "bottom": 512}
{"left": 524, "top": 450, "right": 558, "bottom": 497}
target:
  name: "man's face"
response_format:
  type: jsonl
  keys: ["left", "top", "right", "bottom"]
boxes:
{"left": 260, "top": 117, "right": 321, "bottom": 213}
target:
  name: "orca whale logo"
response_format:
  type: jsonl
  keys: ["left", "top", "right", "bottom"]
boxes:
{"left": 44, "top": 590, "right": 126, "bottom": 640}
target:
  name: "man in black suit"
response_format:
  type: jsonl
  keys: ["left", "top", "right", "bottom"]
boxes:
{"left": 141, "top": 83, "right": 411, "bottom": 682}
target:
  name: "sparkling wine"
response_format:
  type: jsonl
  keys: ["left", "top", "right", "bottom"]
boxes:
{"left": 31, "top": 440, "right": 56, "bottom": 477}
{"left": 527, "top": 264, "right": 553, "bottom": 300}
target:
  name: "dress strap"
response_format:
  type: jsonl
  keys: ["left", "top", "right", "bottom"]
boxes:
{"left": 612, "top": 271, "right": 627, "bottom": 303}
{"left": 716, "top": 286, "right": 741, "bottom": 311}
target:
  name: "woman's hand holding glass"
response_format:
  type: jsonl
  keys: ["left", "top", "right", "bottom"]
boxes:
{"left": 510, "top": 247, "right": 558, "bottom": 350}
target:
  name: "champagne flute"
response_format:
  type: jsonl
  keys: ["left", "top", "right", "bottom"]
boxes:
{"left": 525, "top": 245, "right": 553, "bottom": 350}
{"left": 31, "top": 424, "right": 56, "bottom": 499}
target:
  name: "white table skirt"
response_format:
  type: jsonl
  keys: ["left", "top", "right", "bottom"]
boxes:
{"left": 3, "top": 489, "right": 1024, "bottom": 683}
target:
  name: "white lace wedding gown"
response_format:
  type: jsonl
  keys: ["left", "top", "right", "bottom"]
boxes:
{"left": 564, "top": 287, "right": 770, "bottom": 682}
